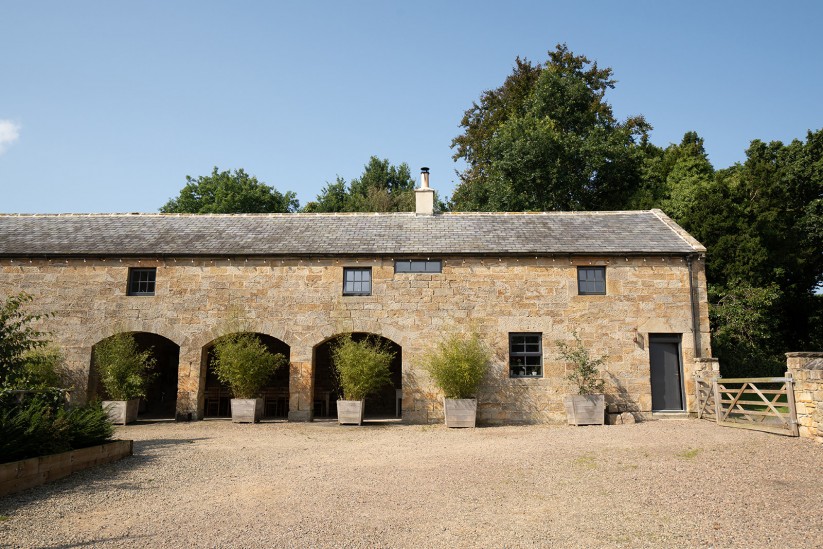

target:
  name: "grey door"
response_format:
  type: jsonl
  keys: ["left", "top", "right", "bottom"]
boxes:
{"left": 649, "top": 334, "right": 684, "bottom": 411}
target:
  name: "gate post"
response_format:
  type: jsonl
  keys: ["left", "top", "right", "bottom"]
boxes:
{"left": 712, "top": 379, "right": 722, "bottom": 424}
{"left": 692, "top": 358, "right": 719, "bottom": 416}
{"left": 784, "top": 371, "right": 799, "bottom": 437}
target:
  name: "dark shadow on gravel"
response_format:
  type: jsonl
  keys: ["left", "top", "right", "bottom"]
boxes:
{"left": 0, "top": 438, "right": 211, "bottom": 511}
{"left": 133, "top": 437, "right": 210, "bottom": 451}
{"left": 37, "top": 533, "right": 153, "bottom": 548}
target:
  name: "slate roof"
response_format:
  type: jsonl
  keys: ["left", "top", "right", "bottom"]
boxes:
{"left": 0, "top": 210, "right": 704, "bottom": 257}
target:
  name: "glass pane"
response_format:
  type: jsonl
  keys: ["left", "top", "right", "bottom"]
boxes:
{"left": 425, "top": 261, "right": 441, "bottom": 272}
{"left": 395, "top": 261, "right": 410, "bottom": 272}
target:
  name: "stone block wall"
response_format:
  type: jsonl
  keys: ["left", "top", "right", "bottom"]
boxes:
{"left": 0, "top": 254, "right": 711, "bottom": 424}
{"left": 786, "top": 352, "right": 823, "bottom": 442}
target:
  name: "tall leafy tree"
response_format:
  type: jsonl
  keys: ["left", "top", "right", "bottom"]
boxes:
{"left": 656, "top": 130, "right": 823, "bottom": 375}
{"left": 160, "top": 167, "right": 299, "bottom": 213}
{"left": 304, "top": 157, "right": 417, "bottom": 213}
{"left": 450, "top": 44, "right": 650, "bottom": 211}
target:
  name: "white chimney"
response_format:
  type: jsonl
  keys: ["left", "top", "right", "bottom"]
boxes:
{"left": 415, "top": 167, "right": 435, "bottom": 215}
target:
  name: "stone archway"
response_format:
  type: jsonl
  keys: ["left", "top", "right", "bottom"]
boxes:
{"left": 200, "top": 333, "right": 291, "bottom": 419}
{"left": 312, "top": 333, "right": 402, "bottom": 420}
{"left": 89, "top": 332, "right": 180, "bottom": 419}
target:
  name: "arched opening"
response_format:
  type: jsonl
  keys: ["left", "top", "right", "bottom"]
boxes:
{"left": 89, "top": 332, "right": 180, "bottom": 420}
{"left": 313, "top": 333, "right": 402, "bottom": 420}
{"left": 200, "top": 333, "right": 290, "bottom": 420}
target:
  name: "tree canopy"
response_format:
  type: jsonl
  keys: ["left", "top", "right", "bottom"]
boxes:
{"left": 630, "top": 130, "right": 822, "bottom": 376}
{"left": 449, "top": 44, "right": 823, "bottom": 377}
{"left": 160, "top": 167, "right": 299, "bottom": 214}
{"left": 450, "top": 44, "right": 650, "bottom": 211}
{"left": 303, "top": 156, "right": 417, "bottom": 213}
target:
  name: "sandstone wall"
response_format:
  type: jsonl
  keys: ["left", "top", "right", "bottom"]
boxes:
{"left": 0, "top": 254, "right": 711, "bottom": 424}
{"left": 786, "top": 352, "right": 823, "bottom": 442}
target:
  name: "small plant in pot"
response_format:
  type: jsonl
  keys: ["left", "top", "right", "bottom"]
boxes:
{"left": 331, "top": 335, "right": 394, "bottom": 425}
{"left": 423, "top": 330, "right": 491, "bottom": 428}
{"left": 211, "top": 333, "right": 287, "bottom": 423}
{"left": 93, "top": 332, "right": 156, "bottom": 425}
{"left": 557, "top": 332, "right": 607, "bottom": 426}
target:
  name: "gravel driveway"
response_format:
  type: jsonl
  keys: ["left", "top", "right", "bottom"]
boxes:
{"left": 1, "top": 419, "right": 821, "bottom": 548}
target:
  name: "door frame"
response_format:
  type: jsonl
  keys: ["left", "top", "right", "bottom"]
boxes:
{"left": 649, "top": 333, "right": 686, "bottom": 412}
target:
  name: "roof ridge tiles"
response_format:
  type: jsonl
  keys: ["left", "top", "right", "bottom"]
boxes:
{"left": 0, "top": 210, "right": 656, "bottom": 218}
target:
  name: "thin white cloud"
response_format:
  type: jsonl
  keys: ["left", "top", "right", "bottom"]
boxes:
{"left": 0, "top": 120, "right": 21, "bottom": 154}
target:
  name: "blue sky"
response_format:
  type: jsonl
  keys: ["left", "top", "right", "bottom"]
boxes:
{"left": 1, "top": 1, "right": 821, "bottom": 213}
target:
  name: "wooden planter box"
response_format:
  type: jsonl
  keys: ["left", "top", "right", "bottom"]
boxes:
{"left": 0, "top": 440, "right": 133, "bottom": 497}
{"left": 337, "top": 400, "right": 364, "bottom": 425}
{"left": 230, "top": 398, "right": 264, "bottom": 423}
{"left": 102, "top": 399, "right": 139, "bottom": 425}
{"left": 564, "top": 394, "right": 606, "bottom": 426}
{"left": 444, "top": 398, "right": 477, "bottom": 428}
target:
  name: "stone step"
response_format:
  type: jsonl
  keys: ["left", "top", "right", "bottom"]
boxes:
{"left": 651, "top": 411, "right": 691, "bottom": 420}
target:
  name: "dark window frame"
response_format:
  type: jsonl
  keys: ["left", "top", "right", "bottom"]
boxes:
{"left": 394, "top": 259, "right": 442, "bottom": 273}
{"left": 509, "top": 332, "right": 543, "bottom": 378}
{"left": 577, "top": 266, "right": 606, "bottom": 295}
{"left": 343, "top": 267, "right": 372, "bottom": 296}
{"left": 127, "top": 267, "right": 156, "bottom": 296}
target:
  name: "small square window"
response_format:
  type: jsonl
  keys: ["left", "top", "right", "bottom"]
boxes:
{"left": 394, "top": 259, "right": 442, "bottom": 273}
{"left": 343, "top": 267, "right": 372, "bottom": 296}
{"left": 128, "top": 268, "right": 156, "bottom": 296}
{"left": 509, "top": 333, "right": 542, "bottom": 378}
{"left": 578, "top": 267, "right": 606, "bottom": 295}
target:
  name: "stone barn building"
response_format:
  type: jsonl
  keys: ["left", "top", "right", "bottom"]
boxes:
{"left": 0, "top": 180, "right": 712, "bottom": 424}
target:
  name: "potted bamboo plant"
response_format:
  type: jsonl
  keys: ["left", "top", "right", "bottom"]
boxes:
{"left": 211, "top": 333, "right": 287, "bottom": 423}
{"left": 424, "top": 330, "right": 491, "bottom": 428}
{"left": 94, "top": 332, "right": 156, "bottom": 425}
{"left": 557, "top": 332, "right": 607, "bottom": 426}
{"left": 331, "top": 335, "right": 394, "bottom": 425}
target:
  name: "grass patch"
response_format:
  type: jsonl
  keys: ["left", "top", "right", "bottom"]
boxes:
{"left": 678, "top": 448, "right": 701, "bottom": 460}
{"left": 0, "top": 515, "right": 9, "bottom": 521}
{"left": 573, "top": 455, "right": 597, "bottom": 469}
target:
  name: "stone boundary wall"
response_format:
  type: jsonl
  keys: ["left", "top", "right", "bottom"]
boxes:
{"left": 0, "top": 440, "right": 133, "bottom": 497}
{"left": 786, "top": 352, "right": 823, "bottom": 443}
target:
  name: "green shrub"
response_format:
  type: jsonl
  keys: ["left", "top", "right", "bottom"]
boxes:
{"left": 0, "top": 400, "right": 112, "bottom": 464}
{"left": 557, "top": 332, "right": 607, "bottom": 395}
{"left": 332, "top": 335, "right": 394, "bottom": 401}
{"left": 212, "top": 333, "right": 287, "bottom": 399}
{"left": 15, "top": 346, "right": 66, "bottom": 389}
{"left": 93, "top": 333, "right": 156, "bottom": 400}
{"left": 64, "top": 402, "right": 115, "bottom": 449}
{"left": 424, "top": 331, "right": 491, "bottom": 399}
{"left": 0, "top": 292, "right": 51, "bottom": 389}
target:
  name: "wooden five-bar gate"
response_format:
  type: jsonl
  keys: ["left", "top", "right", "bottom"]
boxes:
{"left": 694, "top": 374, "right": 798, "bottom": 436}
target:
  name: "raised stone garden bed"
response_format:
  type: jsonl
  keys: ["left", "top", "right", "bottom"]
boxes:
{"left": 0, "top": 440, "right": 133, "bottom": 497}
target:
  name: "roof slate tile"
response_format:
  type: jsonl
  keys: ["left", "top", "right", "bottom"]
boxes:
{"left": 0, "top": 211, "right": 703, "bottom": 256}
